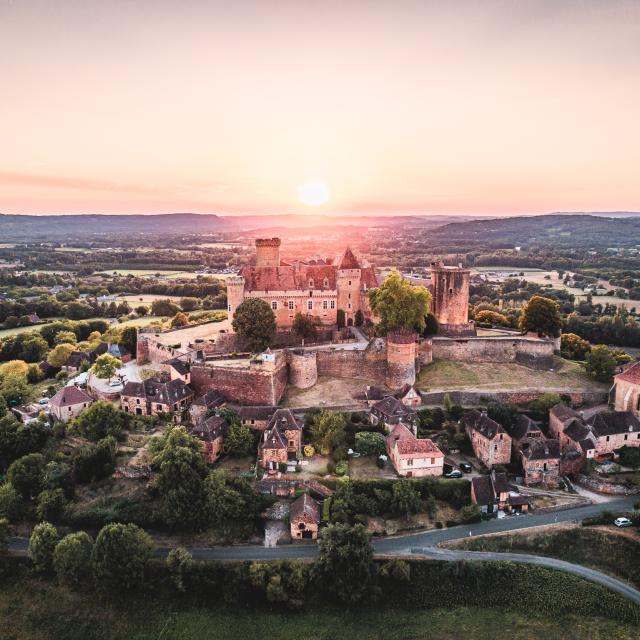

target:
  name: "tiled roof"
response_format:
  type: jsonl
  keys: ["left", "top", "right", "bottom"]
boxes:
{"left": 335, "top": 247, "right": 361, "bottom": 270}
{"left": 373, "top": 396, "right": 415, "bottom": 420}
{"left": 189, "top": 415, "right": 227, "bottom": 442}
{"left": 550, "top": 403, "right": 580, "bottom": 422}
{"left": 122, "top": 378, "right": 193, "bottom": 405}
{"left": 463, "top": 410, "right": 507, "bottom": 440}
{"left": 239, "top": 405, "right": 277, "bottom": 421}
{"left": 615, "top": 361, "right": 640, "bottom": 385}
{"left": 49, "top": 385, "right": 92, "bottom": 408}
{"left": 588, "top": 411, "right": 640, "bottom": 437}
{"left": 290, "top": 493, "right": 320, "bottom": 522}
{"left": 387, "top": 423, "right": 443, "bottom": 457}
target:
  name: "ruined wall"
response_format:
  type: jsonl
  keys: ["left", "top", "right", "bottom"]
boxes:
{"left": 430, "top": 264, "right": 471, "bottom": 327}
{"left": 315, "top": 338, "right": 387, "bottom": 381}
{"left": 136, "top": 334, "right": 185, "bottom": 364}
{"left": 190, "top": 360, "right": 288, "bottom": 405}
{"left": 431, "top": 336, "right": 555, "bottom": 369}
{"left": 288, "top": 350, "right": 318, "bottom": 389}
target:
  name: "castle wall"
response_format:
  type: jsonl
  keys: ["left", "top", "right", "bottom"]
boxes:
{"left": 432, "top": 336, "right": 555, "bottom": 369}
{"left": 385, "top": 332, "right": 417, "bottom": 390}
{"left": 430, "top": 264, "right": 471, "bottom": 332}
{"left": 315, "top": 339, "right": 387, "bottom": 381}
{"left": 288, "top": 350, "right": 318, "bottom": 389}
{"left": 244, "top": 289, "right": 338, "bottom": 328}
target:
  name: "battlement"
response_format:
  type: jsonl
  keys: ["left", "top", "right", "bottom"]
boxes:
{"left": 255, "top": 237, "right": 282, "bottom": 248}
{"left": 255, "top": 237, "right": 281, "bottom": 267}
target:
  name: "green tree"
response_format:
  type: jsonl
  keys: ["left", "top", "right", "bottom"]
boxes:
{"left": 36, "top": 488, "right": 67, "bottom": 523}
{"left": 171, "top": 312, "right": 189, "bottom": 328}
{"left": 561, "top": 333, "right": 591, "bottom": 361}
{"left": 519, "top": 295, "right": 562, "bottom": 338}
{"left": 204, "top": 470, "right": 252, "bottom": 522}
{"left": 152, "top": 427, "right": 208, "bottom": 530}
{"left": 0, "top": 483, "right": 23, "bottom": 521}
{"left": 475, "top": 310, "right": 510, "bottom": 326}
{"left": 313, "top": 523, "right": 377, "bottom": 605}
{"left": 0, "top": 517, "right": 8, "bottom": 554}
{"left": 166, "top": 546, "right": 193, "bottom": 592}
{"left": 54, "top": 330, "right": 78, "bottom": 345}
{"left": 292, "top": 313, "right": 318, "bottom": 342}
{"left": 72, "top": 401, "right": 127, "bottom": 441}
{"left": 47, "top": 343, "right": 76, "bottom": 368}
{"left": 42, "top": 461, "right": 74, "bottom": 498}
{"left": 151, "top": 299, "right": 180, "bottom": 317}
{"left": 29, "top": 521, "right": 59, "bottom": 573}
{"left": 0, "top": 373, "right": 31, "bottom": 405}
{"left": 231, "top": 298, "right": 276, "bottom": 352}
{"left": 119, "top": 326, "right": 137, "bottom": 355}
{"left": 91, "top": 353, "right": 122, "bottom": 380}
{"left": 179, "top": 297, "right": 200, "bottom": 312}
{"left": 354, "top": 431, "right": 386, "bottom": 456}
{"left": 91, "top": 523, "right": 154, "bottom": 592}
{"left": 53, "top": 531, "right": 94, "bottom": 588}
{"left": 72, "top": 436, "right": 117, "bottom": 483}
{"left": 0, "top": 360, "right": 29, "bottom": 379}
{"left": 223, "top": 422, "right": 255, "bottom": 457}
{"left": 336, "top": 309, "right": 346, "bottom": 329}
{"left": 391, "top": 479, "right": 421, "bottom": 518}
{"left": 309, "top": 410, "right": 347, "bottom": 455}
{"left": 7, "top": 452, "right": 45, "bottom": 499}
{"left": 26, "top": 363, "right": 44, "bottom": 384}
{"left": 368, "top": 272, "right": 431, "bottom": 334}
{"left": 423, "top": 313, "right": 439, "bottom": 336}
{"left": 585, "top": 344, "right": 618, "bottom": 383}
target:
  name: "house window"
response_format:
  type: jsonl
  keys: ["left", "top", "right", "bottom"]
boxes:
{"left": 348, "top": 280, "right": 352, "bottom": 285}
{"left": 606, "top": 436, "right": 610, "bottom": 442}
{"left": 322, "top": 300, "right": 328, "bottom": 310}
{"left": 407, "top": 459, "right": 413, "bottom": 466}
{"left": 288, "top": 300, "right": 294, "bottom": 310}
{"left": 271, "top": 301, "right": 278, "bottom": 310}
{"left": 228, "top": 304, "right": 232, "bottom": 312}
{"left": 323, "top": 278, "right": 329, "bottom": 287}
{"left": 430, "top": 458, "right": 435, "bottom": 465}
{"left": 136, "top": 399, "right": 140, "bottom": 404}
{"left": 330, "top": 300, "right": 335, "bottom": 309}
{"left": 289, "top": 440, "right": 294, "bottom": 447}
{"left": 348, "top": 303, "right": 351, "bottom": 309}
{"left": 307, "top": 300, "right": 313, "bottom": 310}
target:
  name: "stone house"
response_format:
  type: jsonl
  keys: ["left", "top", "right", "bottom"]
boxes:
{"left": 188, "top": 415, "right": 227, "bottom": 464}
{"left": 511, "top": 414, "right": 561, "bottom": 486}
{"left": 49, "top": 385, "right": 93, "bottom": 422}
{"left": 612, "top": 361, "right": 640, "bottom": 417}
{"left": 463, "top": 410, "right": 511, "bottom": 468}
{"left": 63, "top": 350, "right": 92, "bottom": 373}
{"left": 370, "top": 396, "right": 417, "bottom": 430}
{"left": 120, "top": 378, "right": 194, "bottom": 421}
{"left": 396, "top": 384, "right": 422, "bottom": 408}
{"left": 471, "top": 470, "right": 530, "bottom": 514}
{"left": 189, "top": 390, "right": 225, "bottom": 424}
{"left": 386, "top": 423, "right": 444, "bottom": 477}
{"left": 258, "top": 408, "right": 303, "bottom": 470}
{"left": 290, "top": 493, "right": 320, "bottom": 540}
{"left": 586, "top": 411, "right": 640, "bottom": 455}
{"left": 165, "top": 357, "right": 191, "bottom": 384}
{"left": 239, "top": 406, "right": 277, "bottom": 430}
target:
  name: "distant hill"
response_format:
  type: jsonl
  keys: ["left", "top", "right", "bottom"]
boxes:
{"left": 427, "top": 214, "right": 640, "bottom": 249}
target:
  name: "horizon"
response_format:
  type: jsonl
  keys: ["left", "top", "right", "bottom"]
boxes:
{"left": 2, "top": 1, "right": 640, "bottom": 216}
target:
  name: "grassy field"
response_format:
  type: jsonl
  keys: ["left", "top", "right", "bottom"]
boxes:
{"left": 283, "top": 375, "right": 384, "bottom": 407}
{"left": 97, "top": 269, "right": 199, "bottom": 279}
{"left": 118, "top": 294, "right": 183, "bottom": 307}
{"left": 116, "top": 315, "right": 167, "bottom": 328}
{"left": 442, "top": 524, "right": 640, "bottom": 588}
{"left": 0, "top": 578, "right": 636, "bottom": 640}
{"left": 473, "top": 266, "right": 545, "bottom": 273}
{"left": 417, "top": 357, "right": 606, "bottom": 392}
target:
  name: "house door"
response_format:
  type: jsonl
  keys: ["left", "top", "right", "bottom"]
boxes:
{"left": 135, "top": 408, "right": 142, "bottom": 415}
{"left": 302, "top": 530, "right": 313, "bottom": 539}
{"left": 406, "top": 471, "right": 413, "bottom": 478}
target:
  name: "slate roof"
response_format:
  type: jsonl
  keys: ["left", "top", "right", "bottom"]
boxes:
{"left": 192, "top": 389, "right": 224, "bottom": 408}
{"left": 166, "top": 358, "right": 190, "bottom": 376}
{"left": 49, "top": 385, "right": 92, "bottom": 408}
{"left": 122, "top": 378, "right": 193, "bottom": 405}
{"left": 266, "top": 408, "right": 302, "bottom": 432}
{"left": 365, "top": 386, "right": 384, "bottom": 402}
{"left": 65, "top": 351, "right": 91, "bottom": 368}
{"left": 472, "top": 471, "right": 519, "bottom": 506}
{"left": 335, "top": 247, "right": 361, "bottom": 270}
{"left": 189, "top": 415, "right": 227, "bottom": 443}
{"left": 239, "top": 405, "right": 277, "bottom": 422}
{"left": 550, "top": 403, "right": 581, "bottom": 423}
{"left": 615, "top": 361, "right": 640, "bottom": 385}
{"left": 519, "top": 438, "right": 561, "bottom": 460}
{"left": 290, "top": 493, "right": 320, "bottom": 523}
{"left": 588, "top": 411, "right": 640, "bottom": 437}
{"left": 563, "top": 419, "right": 591, "bottom": 442}
{"left": 373, "top": 396, "right": 416, "bottom": 422}
{"left": 463, "top": 410, "right": 507, "bottom": 441}
{"left": 511, "top": 414, "right": 543, "bottom": 442}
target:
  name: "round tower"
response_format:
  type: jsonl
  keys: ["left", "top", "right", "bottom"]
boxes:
{"left": 226, "top": 275, "right": 245, "bottom": 323}
{"left": 288, "top": 349, "right": 318, "bottom": 389}
{"left": 385, "top": 330, "right": 417, "bottom": 390}
{"left": 255, "top": 238, "right": 281, "bottom": 267}
{"left": 429, "top": 261, "right": 474, "bottom": 336}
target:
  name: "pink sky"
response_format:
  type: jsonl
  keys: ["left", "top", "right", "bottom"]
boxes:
{"left": 1, "top": 0, "right": 639, "bottom": 216}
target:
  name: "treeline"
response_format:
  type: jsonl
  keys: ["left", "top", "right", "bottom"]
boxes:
{"left": 564, "top": 313, "right": 640, "bottom": 348}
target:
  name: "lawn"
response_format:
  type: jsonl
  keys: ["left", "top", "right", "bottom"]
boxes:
{"left": 417, "top": 357, "right": 606, "bottom": 392}
{"left": 0, "top": 578, "right": 636, "bottom": 640}
{"left": 283, "top": 375, "right": 384, "bottom": 408}
{"left": 116, "top": 316, "right": 167, "bottom": 328}
{"left": 97, "top": 269, "right": 198, "bottom": 278}
{"left": 442, "top": 524, "right": 640, "bottom": 588}
{"left": 118, "top": 294, "right": 182, "bottom": 307}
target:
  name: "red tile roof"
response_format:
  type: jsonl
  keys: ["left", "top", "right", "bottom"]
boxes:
{"left": 335, "top": 247, "right": 361, "bottom": 269}
{"left": 616, "top": 361, "right": 640, "bottom": 385}
{"left": 387, "top": 423, "right": 443, "bottom": 458}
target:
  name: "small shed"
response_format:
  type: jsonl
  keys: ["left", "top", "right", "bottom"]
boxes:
{"left": 289, "top": 493, "right": 320, "bottom": 540}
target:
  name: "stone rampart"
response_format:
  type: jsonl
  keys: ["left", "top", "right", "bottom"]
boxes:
{"left": 287, "top": 350, "right": 318, "bottom": 389}
{"left": 419, "top": 389, "right": 607, "bottom": 407}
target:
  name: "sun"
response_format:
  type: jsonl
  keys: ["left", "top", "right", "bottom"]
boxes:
{"left": 297, "top": 180, "right": 330, "bottom": 206}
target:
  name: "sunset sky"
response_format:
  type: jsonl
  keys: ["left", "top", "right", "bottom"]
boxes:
{"left": 1, "top": 0, "right": 639, "bottom": 216}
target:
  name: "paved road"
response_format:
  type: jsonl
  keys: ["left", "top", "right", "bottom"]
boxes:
{"left": 8, "top": 496, "right": 639, "bottom": 603}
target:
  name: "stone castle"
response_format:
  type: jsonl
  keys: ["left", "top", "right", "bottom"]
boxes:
{"left": 136, "top": 238, "right": 557, "bottom": 406}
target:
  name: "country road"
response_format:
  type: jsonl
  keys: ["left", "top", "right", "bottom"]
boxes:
{"left": 7, "top": 496, "right": 640, "bottom": 604}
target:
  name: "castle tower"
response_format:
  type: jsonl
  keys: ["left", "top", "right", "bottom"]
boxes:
{"left": 385, "top": 330, "right": 417, "bottom": 390}
{"left": 255, "top": 238, "right": 281, "bottom": 267}
{"left": 429, "top": 261, "right": 475, "bottom": 336}
{"left": 335, "top": 247, "right": 362, "bottom": 326}
{"left": 226, "top": 275, "right": 245, "bottom": 322}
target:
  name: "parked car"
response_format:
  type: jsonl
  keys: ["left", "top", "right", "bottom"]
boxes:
{"left": 614, "top": 517, "right": 633, "bottom": 528}
{"left": 109, "top": 380, "right": 121, "bottom": 387}
{"left": 459, "top": 463, "right": 472, "bottom": 473}
{"left": 37, "top": 398, "right": 49, "bottom": 405}
{"left": 444, "top": 469, "right": 463, "bottom": 479}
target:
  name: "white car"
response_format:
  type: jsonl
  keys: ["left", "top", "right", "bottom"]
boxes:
{"left": 614, "top": 517, "right": 633, "bottom": 528}
{"left": 109, "top": 380, "right": 122, "bottom": 387}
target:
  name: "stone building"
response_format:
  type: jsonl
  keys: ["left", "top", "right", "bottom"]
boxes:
{"left": 189, "top": 390, "right": 224, "bottom": 424}
{"left": 471, "top": 470, "right": 530, "bottom": 514}
{"left": 612, "top": 361, "right": 640, "bottom": 417}
{"left": 49, "top": 385, "right": 93, "bottom": 423}
{"left": 290, "top": 493, "right": 320, "bottom": 540}
{"left": 429, "top": 261, "right": 475, "bottom": 336}
{"left": 120, "top": 378, "right": 193, "bottom": 420}
{"left": 511, "top": 415, "right": 560, "bottom": 487}
{"left": 226, "top": 239, "right": 378, "bottom": 328}
{"left": 258, "top": 408, "right": 303, "bottom": 470}
{"left": 463, "top": 410, "right": 512, "bottom": 468}
{"left": 386, "top": 423, "right": 444, "bottom": 477}
{"left": 188, "top": 415, "right": 227, "bottom": 464}
{"left": 370, "top": 396, "right": 417, "bottom": 430}
{"left": 239, "top": 406, "right": 276, "bottom": 430}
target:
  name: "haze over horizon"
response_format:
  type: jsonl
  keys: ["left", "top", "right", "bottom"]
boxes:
{"left": 2, "top": 0, "right": 640, "bottom": 217}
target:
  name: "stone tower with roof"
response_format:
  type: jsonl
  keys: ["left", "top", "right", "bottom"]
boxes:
{"left": 336, "top": 247, "right": 363, "bottom": 326}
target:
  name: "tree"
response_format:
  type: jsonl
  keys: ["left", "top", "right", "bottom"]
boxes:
{"left": 231, "top": 298, "right": 276, "bottom": 352}
{"left": 47, "top": 343, "right": 76, "bottom": 368}
{"left": 0, "top": 517, "right": 8, "bottom": 554}
{"left": 391, "top": 479, "right": 421, "bottom": 518}
{"left": 91, "top": 353, "right": 122, "bottom": 380}
{"left": 91, "top": 523, "right": 154, "bottom": 591}
{"left": 7, "top": 452, "right": 45, "bottom": 499}
{"left": 152, "top": 427, "right": 208, "bottom": 530}
{"left": 36, "top": 488, "right": 67, "bottom": 522}
{"left": 423, "top": 313, "right": 438, "bottom": 336}
{"left": 475, "top": 310, "right": 510, "bottom": 326}
{"left": 292, "top": 313, "right": 318, "bottom": 342}
{"left": 368, "top": 272, "right": 431, "bottom": 335}
{"left": 119, "top": 326, "right": 137, "bottom": 355}
{"left": 0, "top": 483, "right": 22, "bottom": 521}
{"left": 53, "top": 531, "right": 94, "bottom": 588}
{"left": 585, "top": 345, "right": 618, "bottom": 383}
{"left": 29, "top": 521, "right": 59, "bottom": 573}
{"left": 561, "top": 333, "right": 591, "bottom": 361}
{"left": 72, "top": 401, "right": 127, "bottom": 441}
{"left": 224, "top": 421, "right": 255, "bottom": 457}
{"left": 54, "top": 330, "right": 77, "bottom": 345}
{"left": 336, "top": 309, "right": 346, "bottom": 329}
{"left": 179, "top": 297, "right": 200, "bottom": 312}
{"left": 72, "top": 437, "right": 117, "bottom": 483}
{"left": 313, "top": 523, "right": 377, "bottom": 605}
{"left": 354, "top": 431, "right": 386, "bottom": 456}
{"left": 42, "top": 461, "right": 74, "bottom": 498}
{"left": 519, "top": 295, "right": 562, "bottom": 338}
{"left": 309, "top": 410, "right": 347, "bottom": 455}
{"left": 135, "top": 305, "right": 148, "bottom": 317}
{"left": 166, "top": 546, "right": 193, "bottom": 592}
{"left": 0, "top": 360, "right": 29, "bottom": 380}
{"left": 354, "top": 309, "right": 364, "bottom": 327}
{"left": 151, "top": 299, "right": 180, "bottom": 317}
{"left": 0, "top": 373, "right": 31, "bottom": 405}
{"left": 171, "top": 312, "right": 189, "bottom": 328}
{"left": 26, "top": 363, "right": 44, "bottom": 384}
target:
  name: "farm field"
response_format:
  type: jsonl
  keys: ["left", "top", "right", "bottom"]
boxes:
{"left": 117, "top": 315, "right": 167, "bottom": 328}
{"left": 118, "top": 294, "right": 183, "bottom": 307}
{"left": 97, "top": 269, "right": 199, "bottom": 278}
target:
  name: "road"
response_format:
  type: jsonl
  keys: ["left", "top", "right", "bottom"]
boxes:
{"left": 8, "top": 496, "right": 639, "bottom": 603}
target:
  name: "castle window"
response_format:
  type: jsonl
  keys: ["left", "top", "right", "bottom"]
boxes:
{"left": 323, "top": 278, "right": 329, "bottom": 288}
{"left": 348, "top": 293, "right": 351, "bottom": 299}
{"left": 348, "top": 303, "right": 351, "bottom": 309}
{"left": 330, "top": 300, "right": 335, "bottom": 309}
{"left": 449, "top": 288, "right": 453, "bottom": 294}
{"left": 348, "top": 280, "right": 352, "bottom": 285}
{"left": 307, "top": 300, "right": 313, "bottom": 310}
{"left": 271, "top": 301, "right": 278, "bottom": 310}
{"left": 309, "top": 279, "right": 314, "bottom": 288}
{"left": 322, "top": 300, "right": 328, "bottom": 310}
{"left": 288, "top": 300, "right": 294, "bottom": 310}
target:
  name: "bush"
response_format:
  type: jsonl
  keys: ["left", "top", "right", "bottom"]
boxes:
{"left": 36, "top": 488, "right": 67, "bottom": 523}
{"left": 335, "top": 461, "right": 349, "bottom": 476}
{"left": 166, "top": 546, "right": 194, "bottom": 592}
{"left": 354, "top": 431, "right": 386, "bottom": 457}
{"left": 53, "top": 531, "right": 93, "bottom": 588}
{"left": 29, "top": 521, "right": 59, "bottom": 573}
{"left": 0, "top": 482, "right": 23, "bottom": 521}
